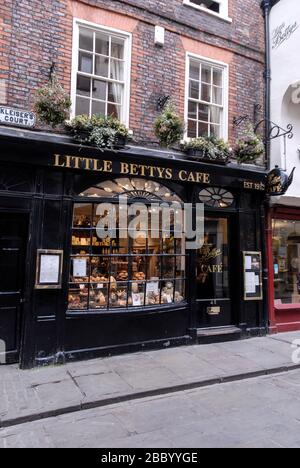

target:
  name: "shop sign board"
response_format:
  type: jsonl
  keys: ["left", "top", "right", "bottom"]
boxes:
{"left": 0, "top": 106, "right": 36, "bottom": 128}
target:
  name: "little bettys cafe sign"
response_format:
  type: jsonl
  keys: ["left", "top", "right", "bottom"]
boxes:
{"left": 53, "top": 153, "right": 211, "bottom": 184}
{"left": 0, "top": 106, "right": 36, "bottom": 128}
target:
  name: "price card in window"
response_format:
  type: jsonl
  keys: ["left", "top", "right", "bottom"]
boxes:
{"left": 73, "top": 258, "right": 87, "bottom": 277}
{"left": 132, "top": 293, "right": 141, "bottom": 307}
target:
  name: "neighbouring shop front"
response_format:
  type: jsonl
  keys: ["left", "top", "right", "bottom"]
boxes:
{"left": 268, "top": 207, "right": 300, "bottom": 333}
{"left": 0, "top": 128, "right": 267, "bottom": 368}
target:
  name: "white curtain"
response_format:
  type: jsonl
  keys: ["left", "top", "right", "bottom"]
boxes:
{"left": 110, "top": 59, "right": 123, "bottom": 119}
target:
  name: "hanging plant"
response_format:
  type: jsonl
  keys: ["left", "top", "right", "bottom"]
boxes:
{"left": 235, "top": 124, "right": 265, "bottom": 164}
{"left": 34, "top": 73, "right": 72, "bottom": 128}
{"left": 154, "top": 101, "right": 184, "bottom": 148}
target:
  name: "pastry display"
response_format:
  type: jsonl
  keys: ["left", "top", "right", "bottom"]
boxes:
{"left": 133, "top": 271, "right": 146, "bottom": 281}
{"left": 116, "top": 270, "right": 128, "bottom": 281}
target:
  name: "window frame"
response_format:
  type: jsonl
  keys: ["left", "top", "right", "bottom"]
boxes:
{"left": 184, "top": 52, "right": 229, "bottom": 141}
{"left": 182, "top": 0, "right": 232, "bottom": 23}
{"left": 71, "top": 18, "right": 132, "bottom": 127}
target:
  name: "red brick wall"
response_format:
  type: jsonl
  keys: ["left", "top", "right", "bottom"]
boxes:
{"left": 0, "top": 0, "right": 265, "bottom": 146}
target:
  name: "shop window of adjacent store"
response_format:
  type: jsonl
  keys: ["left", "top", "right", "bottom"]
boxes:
{"left": 183, "top": 0, "right": 230, "bottom": 21}
{"left": 273, "top": 219, "right": 300, "bottom": 304}
{"left": 72, "top": 22, "right": 131, "bottom": 124}
{"left": 68, "top": 178, "right": 186, "bottom": 311}
{"left": 186, "top": 56, "right": 227, "bottom": 139}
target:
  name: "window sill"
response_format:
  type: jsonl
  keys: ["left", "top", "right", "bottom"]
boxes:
{"left": 182, "top": 0, "right": 232, "bottom": 23}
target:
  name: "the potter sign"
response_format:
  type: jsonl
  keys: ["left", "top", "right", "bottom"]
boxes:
{"left": 272, "top": 21, "right": 299, "bottom": 49}
{"left": 0, "top": 106, "right": 36, "bottom": 128}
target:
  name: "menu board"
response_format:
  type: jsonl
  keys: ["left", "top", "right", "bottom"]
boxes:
{"left": 243, "top": 252, "right": 263, "bottom": 301}
{"left": 35, "top": 250, "right": 63, "bottom": 289}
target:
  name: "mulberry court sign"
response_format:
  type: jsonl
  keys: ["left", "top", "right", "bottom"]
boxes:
{"left": 0, "top": 106, "right": 36, "bottom": 128}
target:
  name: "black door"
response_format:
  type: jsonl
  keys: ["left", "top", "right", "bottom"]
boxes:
{"left": 0, "top": 214, "right": 27, "bottom": 364}
{"left": 196, "top": 215, "right": 234, "bottom": 328}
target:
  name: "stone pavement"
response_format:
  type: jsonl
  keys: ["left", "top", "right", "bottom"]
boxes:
{"left": 1, "top": 368, "right": 300, "bottom": 448}
{"left": 0, "top": 331, "right": 299, "bottom": 429}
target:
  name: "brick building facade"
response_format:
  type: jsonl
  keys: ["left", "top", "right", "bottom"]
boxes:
{"left": 0, "top": 1, "right": 269, "bottom": 368}
{"left": 0, "top": 0, "right": 265, "bottom": 145}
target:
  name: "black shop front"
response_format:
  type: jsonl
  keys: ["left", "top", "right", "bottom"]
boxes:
{"left": 0, "top": 127, "right": 268, "bottom": 368}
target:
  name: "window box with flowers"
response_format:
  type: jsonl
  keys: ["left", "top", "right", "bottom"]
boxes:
{"left": 182, "top": 135, "right": 232, "bottom": 165}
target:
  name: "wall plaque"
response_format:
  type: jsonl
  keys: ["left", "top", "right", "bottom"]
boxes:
{"left": 0, "top": 106, "right": 36, "bottom": 128}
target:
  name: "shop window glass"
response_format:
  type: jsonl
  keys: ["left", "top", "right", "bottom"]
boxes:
{"left": 273, "top": 219, "right": 300, "bottom": 304}
{"left": 68, "top": 179, "right": 187, "bottom": 311}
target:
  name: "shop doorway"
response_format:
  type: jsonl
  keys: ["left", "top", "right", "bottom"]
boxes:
{"left": 196, "top": 215, "right": 235, "bottom": 328}
{"left": 0, "top": 213, "right": 28, "bottom": 364}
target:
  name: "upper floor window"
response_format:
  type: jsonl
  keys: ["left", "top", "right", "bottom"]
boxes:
{"left": 72, "top": 22, "right": 131, "bottom": 125}
{"left": 186, "top": 56, "right": 228, "bottom": 139}
{"left": 183, "top": 0, "right": 230, "bottom": 21}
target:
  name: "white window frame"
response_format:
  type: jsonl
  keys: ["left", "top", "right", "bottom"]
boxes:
{"left": 71, "top": 18, "right": 132, "bottom": 127}
{"left": 183, "top": 0, "right": 232, "bottom": 23}
{"left": 184, "top": 52, "right": 229, "bottom": 141}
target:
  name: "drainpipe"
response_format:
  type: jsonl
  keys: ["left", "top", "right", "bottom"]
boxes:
{"left": 261, "top": 0, "right": 272, "bottom": 333}
{"left": 261, "top": 0, "right": 272, "bottom": 171}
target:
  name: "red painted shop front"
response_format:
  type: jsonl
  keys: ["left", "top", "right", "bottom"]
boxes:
{"left": 267, "top": 206, "right": 300, "bottom": 333}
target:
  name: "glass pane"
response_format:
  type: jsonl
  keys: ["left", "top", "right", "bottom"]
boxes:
{"left": 197, "top": 217, "right": 229, "bottom": 300}
{"left": 213, "top": 68, "right": 223, "bottom": 86}
{"left": 202, "top": 64, "right": 212, "bottom": 84}
{"left": 188, "top": 119, "right": 197, "bottom": 138}
{"left": 130, "top": 282, "right": 146, "bottom": 307}
{"left": 92, "top": 100, "right": 106, "bottom": 116}
{"left": 189, "top": 80, "right": 199, "bottom": 99}
{"left": 73, "top": 204, "right": 93, "bottom": 227}
{"left": 188, "top": 101, "right": 197, "bottom": 119}
{"left": 175, "top": 256, "right": 186, "bottom": 278}
{"left": 108, "top": 83, "right": 122, "bottom": 104}
{"left": 210, "top": 124, "right": 221, "bottom": 138}
{"left": 131, "top": 256, "right": 147, "bottom": 281}
{"left": 161, "top": 281, "right": 175, "bottom": 304}
{"left": 273, "top": 219, "right": 300, "bottom": 304}
{"left": 201, "top": 83, "right": 211, "bottom": 103}
{"left": 77, "top": 75, "right": 91, "bottom": 97}
{"left": 95, "top": 55, "right": 109, "bottom": 77}
{"left": 76, "top": 96, "right": 90, "bottom": 116}
{"left": 162, "top": 256, "right": 175, "bottom": 279}
{"left": 79, "top": 29, "right": 93, "bottom": 52}
{"left": 79, "top": 51, "right": 93, "bottom": 74}
{"left": 190, "top": 60, "right": 200, "bottom": 80}
{"left": 92, "top": 79, "right": 107, "bottom": 100}
{"left": 70, "top": 256, "right": 90, "bottom": 282}
{"left": 198, "top": 104, "right": 209, "bottom": 122}
{"left": 175, "top": 279, "right": 185, "bottom": 303}
{"left": 89, "top": 284, "right": 109, "bottom": 309}
{"left": 145, "top": 281, "right": 160, "bottom": 306}
{"left": 110, "top": 282, "right": 128, "bottom": 308}
{"left": 95, "top": 32, "right": 109, "bottom": 56}
{"left": 210, "top": 106, "right": 221, "bottom": 124}
{"left": 198, "top": 121, "right": 209, "bottom": 136}
{"left": 111, "top": 37, "right": 124, "bottom": 59}
{"left": 110, "top": 59, "right": 124, "bottom": 81}
{"left": 90, "top": 257, "right": 110, "bottom": 283}
{"left": 212, "top": 86, "right": 223, "bottom": 105}
{"left": 68, "top": 290, "right": 88, "bottom": 310}
{"left": 107, "top": 102, "right": 121, "bottom": 119}
{"left": 147, "top": 254, "right": 160, "bottom": 280}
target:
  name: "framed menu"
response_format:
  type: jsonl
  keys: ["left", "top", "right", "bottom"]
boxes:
{"left": 35, "top": 250, "right": 63, "bottom": 289}
{"left": 243, "top": 252, "right": 263, "bottom": 301}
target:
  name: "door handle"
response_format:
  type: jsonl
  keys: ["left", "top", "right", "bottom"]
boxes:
{"left": 20, "top": 298, "right": 27, "bottom": 304}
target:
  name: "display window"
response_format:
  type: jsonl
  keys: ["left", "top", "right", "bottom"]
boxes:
{"left": 272, "top": 219, "right": 300, "bottom": 305}
{"left": 68, "top": 178, "right": 187, "bottom": 311}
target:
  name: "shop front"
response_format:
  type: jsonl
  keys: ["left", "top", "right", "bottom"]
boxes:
{"left": 0, "top": 128, "right": 267, "bottom": 368}
{"left": 267, "top": 207, "right": 300, "bottom": 333}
